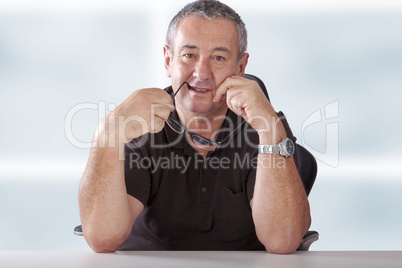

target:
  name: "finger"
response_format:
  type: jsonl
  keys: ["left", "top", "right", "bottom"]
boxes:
{"left": 213, "top": 76, "right": 237, "bottom": 102}
{"left": 227, "top": 93, "right": 249, "bottom": 123}
{"left": 213, "top": 83, "right": 228, "bottom": 103}
{"left": 229, "top": 94, "right": 246, "bottom": 116}
{"left": 148, "top": 88, "right": 175, "bottom": 105}
{"left": 150, "top": 117, "right": 166, "bottom": 133}
{"left": 150, "top": 105, "right": 173, "bottom": 133}
{"left": 151, "top": 104, "right": 174, "bottom": 121}
{"left": 215, "top": 76, "right": 251, "bottom": 102}
{"left": 224, "top": 81, "right": 246, "bottom": 111}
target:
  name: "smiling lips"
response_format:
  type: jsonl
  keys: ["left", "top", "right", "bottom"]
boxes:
{"left": 188, "top": 84, "right": 213, "bottom": 93}
{"left": 192, "top": 87, "right": 209, "bottom": 93}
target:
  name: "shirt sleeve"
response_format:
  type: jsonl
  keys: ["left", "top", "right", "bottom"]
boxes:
{"left": 124, "top": 140, "right": 152, "bottom": 206}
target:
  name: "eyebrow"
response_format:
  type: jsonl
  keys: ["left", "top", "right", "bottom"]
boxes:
{"left": 213, "top": 46, "right": 232, "bottom": 55}
{"left": 179, "top": 45, "right": 198, "bottom": 52}
{"left": 179, "top": 45, "right": 232, "bottom": 55}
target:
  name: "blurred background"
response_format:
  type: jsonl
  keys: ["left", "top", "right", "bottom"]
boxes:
{"left": 0, "top": 0, "right": 401, "bottom": 250}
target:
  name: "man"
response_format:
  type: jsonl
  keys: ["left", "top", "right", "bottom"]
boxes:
{"left": 79, "top": 0, "right": 311, "bottom": 253}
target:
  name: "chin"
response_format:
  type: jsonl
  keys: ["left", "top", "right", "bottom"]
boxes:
{"left": 179, "top": 97, "right": 226, "bottom": 117}
{"left": 188, "top": 105, "right": 214, "bottom": 116}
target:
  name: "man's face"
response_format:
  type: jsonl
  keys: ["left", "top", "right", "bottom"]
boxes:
{"left": 164, "top": 15, "right": 248, "bottom": 118}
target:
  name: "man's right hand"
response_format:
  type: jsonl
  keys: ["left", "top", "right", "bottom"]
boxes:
{"left": 101, "top": 88, "right": 174, "bottom": 145}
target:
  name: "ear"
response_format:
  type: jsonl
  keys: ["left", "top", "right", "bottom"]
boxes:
{"left": 163, "top": 45, "right": 172, "bottom": 78}
{"left": 237, "top": 53, "right": 249, "bottom": 77}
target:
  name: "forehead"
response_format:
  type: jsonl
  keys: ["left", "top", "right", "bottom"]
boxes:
{"left": 174, "top": 15, "right": 239, "bottom": 53}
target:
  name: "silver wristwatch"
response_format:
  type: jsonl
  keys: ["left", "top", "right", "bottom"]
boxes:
{"left": 258, "top": 138, "right": 295, "bottom": 158}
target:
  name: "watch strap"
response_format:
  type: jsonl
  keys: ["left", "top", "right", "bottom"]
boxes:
{"left": 258, "top": 138, "right": 295, "bottom": 158}
{"left": 258, "top": 144, "right": 280, "bottom": 154}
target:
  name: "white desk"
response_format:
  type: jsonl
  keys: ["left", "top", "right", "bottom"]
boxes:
{"left": 1, "top": 251, "right": 401, "bottom": 268}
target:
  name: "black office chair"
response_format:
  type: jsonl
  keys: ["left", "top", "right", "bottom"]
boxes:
{"left": 75, "top": 74, "right": 319, "bottom": 251}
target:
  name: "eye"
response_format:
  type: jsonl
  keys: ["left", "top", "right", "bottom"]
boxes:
{"left": 184, "top": 53, "right": 195, "bottom": 59}
{"left": 215, "top": 56, "right": 225, "bottom": 61}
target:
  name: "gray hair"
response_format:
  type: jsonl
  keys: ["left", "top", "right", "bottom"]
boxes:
{"left": 166, "top": 0, "right": 247, "bottom": 60}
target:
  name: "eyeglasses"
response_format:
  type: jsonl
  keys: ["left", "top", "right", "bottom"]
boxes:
{"left": 166, "top": 81, "right": 246, "bottom": 151}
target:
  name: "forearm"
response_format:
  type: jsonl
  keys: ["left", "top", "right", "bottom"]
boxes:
{"left": 78, "top": 119, "right": 141, "bottom": 252}
{"left": 78, "top": 89, "right": 171, "bottom": 252}
{"left": 251, "top": 154, "right": 311, "bottom": 253}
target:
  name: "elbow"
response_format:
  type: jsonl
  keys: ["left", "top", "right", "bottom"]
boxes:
{"left": 257, "top": 219, "right": 312, "bottom": 254}
{"left": 89, "top": 242, "right": 119, "bottom": 253}
{"left": 83, "top": 226, "right": 127, "bottom": 253}
{"left": 259, "top": 236, "right": 300, "bottom": 254}
{"left": 263, "top": 241, "right": 299, "bottom": 254}
{"left": 85, "top": 234, "right": 121, "bottom": 253}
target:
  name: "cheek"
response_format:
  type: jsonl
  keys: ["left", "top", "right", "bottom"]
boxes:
{"left": 172, "top": 61, "right": 193, "bottom": 77}
{"left": 214, "top": 70, "right": 237, "bottom": 86}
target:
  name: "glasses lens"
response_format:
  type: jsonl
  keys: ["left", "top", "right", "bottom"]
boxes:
{"left": 166, "top": 115, "right": 185, "bottom": 134}
{"left": 191, "top": 135, "right": 216, "bottom": 151}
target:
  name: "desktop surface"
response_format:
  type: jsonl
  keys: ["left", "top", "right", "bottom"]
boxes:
{"left": 0, "top": 250, "right": 401, "bottom": 268}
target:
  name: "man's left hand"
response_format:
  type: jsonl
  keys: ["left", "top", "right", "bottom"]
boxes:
{"left": 213, "top": 76, "right": 286, "bottom": 143}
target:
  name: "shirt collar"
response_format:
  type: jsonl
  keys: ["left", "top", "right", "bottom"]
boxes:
{"left": 163, "top": 86, "right": 246, "bottom": 153}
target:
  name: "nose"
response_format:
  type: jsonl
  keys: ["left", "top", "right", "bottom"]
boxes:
{"left": 193, "top": 58, "right": 212, "bottom": 81}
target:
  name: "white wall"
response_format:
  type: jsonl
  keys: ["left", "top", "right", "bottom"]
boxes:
{"left": 0, "top": 0, "right": 401, "bottom": 250}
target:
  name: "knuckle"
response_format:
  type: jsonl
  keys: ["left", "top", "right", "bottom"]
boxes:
{"left": 151, "top": 119, "right": 164, "bottom": 133}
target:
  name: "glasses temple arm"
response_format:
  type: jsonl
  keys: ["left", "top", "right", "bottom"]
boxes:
{"left": 171, "top": 81, "right": 190, "bottom": 99}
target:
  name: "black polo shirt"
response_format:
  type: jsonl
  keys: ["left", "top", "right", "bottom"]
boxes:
{"left": 120, "top": 86, "right": 298, "bottom": 250}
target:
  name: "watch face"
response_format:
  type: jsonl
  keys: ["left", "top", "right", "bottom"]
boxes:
{"left": 285, "top": 139, "right": 295, "bottom": 155}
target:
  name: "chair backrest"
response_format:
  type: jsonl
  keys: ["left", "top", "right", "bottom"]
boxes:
{"left": 244, "top": 74, "right": 317, "bottom": 196}
{"left": 244, "top": 74, "right": 270, "bottom": 102}
{"left": 295, "top": 144, "right": 317, "bottom": 196}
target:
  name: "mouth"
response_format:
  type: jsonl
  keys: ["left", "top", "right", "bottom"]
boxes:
{"left": 189, "top": 85, "right": 211, "bottom": 93}
{"left": 192, "top": 87, "right": 208, "bottom": 93}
